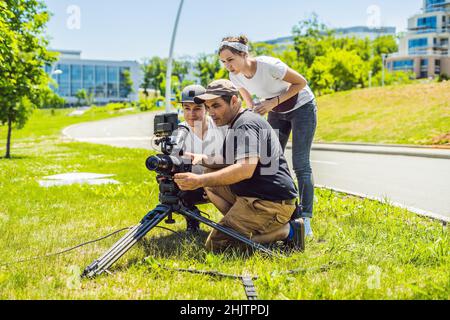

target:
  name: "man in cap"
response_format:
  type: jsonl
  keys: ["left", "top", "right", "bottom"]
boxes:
{"left": 174, "top": 80, "right": 305, "bottom": 252}
{"left": 178, "top": 84, "right": 227, "bottom": 232}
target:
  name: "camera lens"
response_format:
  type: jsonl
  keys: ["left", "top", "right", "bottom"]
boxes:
{"left": 146, "top": 156, "right": 161, "bottom": 171}
{"left": 146, "top": 155, "right": 172, "bottom": 172}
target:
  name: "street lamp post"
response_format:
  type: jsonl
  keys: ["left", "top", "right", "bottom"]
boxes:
{"left": 165, "top": 0, "right": 185, "bottom": 113}
{"left": 382, "top": 54, "right": 387, "bottom": 87}
{"left": 50, "top": 67, "right": 62, "bottom": 92}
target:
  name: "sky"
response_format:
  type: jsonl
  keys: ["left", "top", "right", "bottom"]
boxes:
{"left": 44, "top": 0, "right": 424, "bottom": 62}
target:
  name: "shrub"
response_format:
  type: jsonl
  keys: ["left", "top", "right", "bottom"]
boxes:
{"left": 438, "top": 73, "right": 449, "bottom": 82}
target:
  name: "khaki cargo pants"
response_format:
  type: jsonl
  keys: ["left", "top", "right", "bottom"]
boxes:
{"left": 205, "top": 185, "right": 296, "bottom": 252}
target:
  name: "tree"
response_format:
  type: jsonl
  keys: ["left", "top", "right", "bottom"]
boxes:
{"left": 195, "top": 54, "right": 222, "bottom": 87}
{"left": 291, "top": 14, "right": 406, "bottom": 94}
{"left": 292, "top": 13, "right": 332, "bottom": 73}
{"left": 251, "top": 42, "right": 276, "bottom": 56}
{"left": 75, "top": 89, "right": 88, "bottom": 106}
{"left": 306, "top": 56, "right": 335, "bottom": 96}
{"left": 40, "top": 88, "right": 66, "bottom": 109}
{"left": 74, "top": 88, "right": 94, "bottom": 106}
{"left": 0, "top": 0, "right": 57, "bottom": 158}
{"left": 370, "top": 35, "right": 398, "bottom": 76}
{"left": 372, "top": 35, "right": 398, "bottom": 56}
{"left": 160, "top": 75, "right": 181, "bottom": 101}
{"left": 140, "top": 62, "right": 152, "bottom": 98}
{"left": 213, "top": 67, "right": 229, "bottom": 81}
{"left": 172, "top": 58, "right": 191, "bottom": 83}
{"left": 141, "top": 56, "right": 166, "bottom": 97}
{"left": 308, "top": 49, "right": 367, "bottom": 93}
{"left": 120, "top": 69, "right": 134, "bottom": 99}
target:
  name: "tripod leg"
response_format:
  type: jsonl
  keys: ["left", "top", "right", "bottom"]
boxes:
{"left": 82, "top": 205, "right": 172, "bottom": 278}
{"left": 177, "top": 207, "right": 278, "bottom": 256}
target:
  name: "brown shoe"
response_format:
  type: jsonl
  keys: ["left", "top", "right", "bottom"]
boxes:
{"left": 284, "top": 218, "right": 305, "bottom": 252}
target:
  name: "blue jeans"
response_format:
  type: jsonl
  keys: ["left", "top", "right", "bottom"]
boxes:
{"left": 268, "top": 99, "right": 317, "bottom": 218}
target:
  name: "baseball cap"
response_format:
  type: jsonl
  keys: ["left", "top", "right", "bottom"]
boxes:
{"left": 193, "top": 79, "right": 239, "bottom": 104}
{"left": 181, "top": 85, "right": 206, "bottom": 104}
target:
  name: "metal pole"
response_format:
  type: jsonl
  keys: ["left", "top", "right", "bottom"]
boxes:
{"left": 382, "top": 54, "right": 386, "bottom": 87}
{"left": 369, "top": 71, "right": 372, "bottom": 88}
{"left": 165, "top": 0, "right": 185, "bottom": 113}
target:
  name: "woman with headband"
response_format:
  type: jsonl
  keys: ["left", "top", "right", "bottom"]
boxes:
{"left": 218, "top": 35, "right": 317, "bottom": 237}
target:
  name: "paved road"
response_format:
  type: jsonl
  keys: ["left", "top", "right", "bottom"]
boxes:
{"left": 64, "top": 112, "right": 450, "bottom": 220}
{"left": 63, "top": 113, "right": 155, "bottom": 150}
{"left": 308, "top": 150, "right": 450, "bottom": 219}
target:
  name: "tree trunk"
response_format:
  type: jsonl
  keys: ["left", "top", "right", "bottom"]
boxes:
{"left": 5, "top": 115, "right": 12, "bottom": 159}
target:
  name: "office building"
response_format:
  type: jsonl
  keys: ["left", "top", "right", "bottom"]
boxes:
{"left": 386, "top": 0, "right": 450, "bottom": 78}
{"left": 45, "top": 50, "right": 141, "bottom": 104}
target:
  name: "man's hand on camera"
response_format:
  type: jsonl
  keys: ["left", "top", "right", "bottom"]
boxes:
{"left": 174, "top": 172, "right": 203, "bottom": 191}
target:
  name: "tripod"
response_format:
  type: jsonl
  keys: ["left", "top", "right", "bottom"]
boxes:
{"left": 82, "top": 176, "right": 276, "bottom": 278}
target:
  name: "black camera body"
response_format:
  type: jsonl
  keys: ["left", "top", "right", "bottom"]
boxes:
{"left": 146, "top": 112, "right": 192, "bottom": 176}
{"left": 146, "top": 113, "right": 194, "bottom": 205}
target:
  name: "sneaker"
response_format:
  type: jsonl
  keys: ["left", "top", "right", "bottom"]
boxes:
{"left": 304, "top": 217, "right": 313, "bottom": 237}
{"left": 284, "top": 218, "right": 305, "bottom": 252}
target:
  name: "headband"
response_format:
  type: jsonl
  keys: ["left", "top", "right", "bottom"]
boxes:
{"left": 219, "top": 41, "right": 249, "bottom": 53}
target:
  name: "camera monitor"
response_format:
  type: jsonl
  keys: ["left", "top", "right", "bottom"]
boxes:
{"left": 153, "top": 113, "right": 179, "bottom": 137}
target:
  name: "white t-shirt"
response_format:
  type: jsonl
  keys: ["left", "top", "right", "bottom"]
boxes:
{"left": 179, "top": 116, "right": 227, "bottom": 174}
{"left": 229, "top": 56, "right": 315, "bottom": 113}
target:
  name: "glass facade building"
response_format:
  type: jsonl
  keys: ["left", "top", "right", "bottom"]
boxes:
{"left": 46, "top": 50, "right": 141, "bottom": 104}
{"left": 393, "top": 60, "right": 415, "bottom": 71}
{"left": 417, "top": 16, "right": 437, "bottom": 32}
{"left": 386, "top": 0, "right": 450, "bottom": 78}
{"left": 425, "top": 0, "right": 447, "bottom": 12}
{"left": 409, "top": 38, "right": 429, "bottom": 54}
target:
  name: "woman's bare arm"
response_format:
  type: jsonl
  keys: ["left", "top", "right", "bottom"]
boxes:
{"left": 239, "top": 88, "right": 255, "bottom": 108}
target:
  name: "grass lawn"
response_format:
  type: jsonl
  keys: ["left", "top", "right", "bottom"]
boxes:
{"left": 0, "top": 108, "right": 449, "bottom": 299}
{"left": 315, "top": 81, "right": 450, "bottom": 146}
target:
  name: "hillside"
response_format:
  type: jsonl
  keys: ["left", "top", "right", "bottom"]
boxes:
{"left": 315, "top": 81, "right": 450, "bottom": 146}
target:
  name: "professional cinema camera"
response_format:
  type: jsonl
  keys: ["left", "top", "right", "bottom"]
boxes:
{"left": 82, "top": 113, "right": 275, "bottom": 278}
{"left": 145, "top": 113, "right": 195, "bottom": 207}
{"left": 146, "top": 113, "right": 191, "bottom": 175}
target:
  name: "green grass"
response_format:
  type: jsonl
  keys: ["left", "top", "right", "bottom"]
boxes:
{"left": 315, "top": 81, "right": 450, "bottom": 145}
{"left": 0, "top": 108, "right": 449, "bottom": 299}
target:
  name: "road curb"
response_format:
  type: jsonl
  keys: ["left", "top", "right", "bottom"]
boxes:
{"left": 314, "top": 141, "right": 450, "bottom": 149}
{"left": 286, "top": 143, "right": 450, "bottom": 160}
{"left": 61, "top": 123, "right": 81, "bottom": 141}
{"left": 316, "top": 184, "right": 449, "bottom": 224}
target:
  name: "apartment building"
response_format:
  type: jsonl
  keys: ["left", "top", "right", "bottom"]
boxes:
{"left": 386, "top": 0, "right": 450, "bottom": 78}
